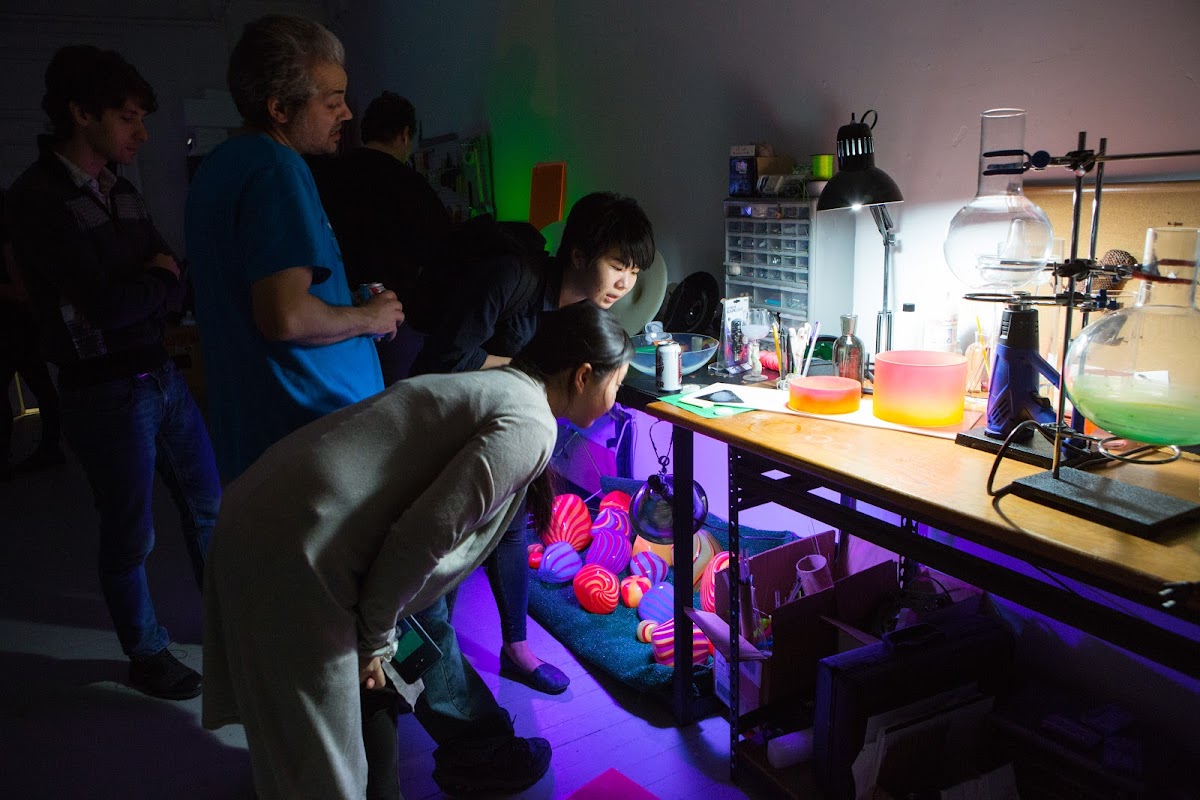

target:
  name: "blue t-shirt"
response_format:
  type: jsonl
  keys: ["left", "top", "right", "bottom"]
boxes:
{"left": 185, "top": 133, "right": 383, "bottom": 479}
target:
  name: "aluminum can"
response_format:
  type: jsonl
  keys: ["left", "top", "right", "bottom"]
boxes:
{"left": 655, "top": 340, "right": 682, "bottom": 392}
{"left": 357, "top": 282, "right": 386, "bottom": 304}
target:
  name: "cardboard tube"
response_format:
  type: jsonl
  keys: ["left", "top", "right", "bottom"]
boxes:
{"left": 796, "top": 554, "right": 833, "bottom": 596}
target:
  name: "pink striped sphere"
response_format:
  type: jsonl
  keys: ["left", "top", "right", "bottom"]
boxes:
{"left": 629, "top": 551, "right": 669, "bottom": 584}
{"left": 527, "top": 543, "right": 545, "bottom": 570}
{"left": 572, "top": 564, "right": 620, "bottom": 614}
{"left": 537, "top": 540, "right": 582, "bottom": 583}
{"left": 591, "top": 507, "right": 633, "bottom": 541}
{"left": 620, "top": 575, "right": 652, "bottom": 608}
{"left": 584, "top": 528, "right": 633, "bottom": 575}
{"left": 699, "top": 550, "right": 730, "bottom": 613}
{"left": 650, "top": 618, "right": 712, "bottom": 667}
{"left": 599, "top": 490, "right": 631, "bottom": 513}
{"left": 636, "top": 620, "right": 658, "bottom": 643}
{"left": 636, "top": 582, "right": 674, "bottom": 623}
{"left": 542, "top": 493, "right": 592, "bottom": 551}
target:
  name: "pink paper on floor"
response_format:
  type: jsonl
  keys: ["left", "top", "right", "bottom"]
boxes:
{"left": 566, "top": 768, "right": 660, "bottom": 800}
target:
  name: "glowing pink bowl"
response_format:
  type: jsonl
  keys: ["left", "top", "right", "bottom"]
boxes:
{"left": 872, "top": 350, "right": 968, "bottom": 427}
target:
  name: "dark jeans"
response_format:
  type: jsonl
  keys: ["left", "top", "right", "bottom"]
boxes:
{"left": 59, "top": 360, "right": 221, "bottom": 658}
{"left": 362, "top": 684, "right": 402, "bottom": 800}
{"left": 483, "top": 517, "right": 530, "bottom": 644}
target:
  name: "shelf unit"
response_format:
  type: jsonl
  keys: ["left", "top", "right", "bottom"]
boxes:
{"left": 723, "top": 198, "right": 855, "bottom": 336}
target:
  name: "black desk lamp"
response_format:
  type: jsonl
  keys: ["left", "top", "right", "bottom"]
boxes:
{"left": 817, "top": 110, "right": 905, "bottom": 355}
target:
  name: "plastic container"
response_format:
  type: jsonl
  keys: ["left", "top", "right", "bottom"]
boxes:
{"left": 629, "top": 333, "right": 719, "bottom": 376}
{"left": 872, "top": 350, "right": 968, "bottom": 426}
{"left": 788, "top": 376, "right": 862, "bottom": 414}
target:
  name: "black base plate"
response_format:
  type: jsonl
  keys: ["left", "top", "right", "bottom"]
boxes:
{"left": 1008, "top": 467, "right": 1200, "bottom": 539}
{"left": 955, "top": 425, "right": 1087, "bottom": 469}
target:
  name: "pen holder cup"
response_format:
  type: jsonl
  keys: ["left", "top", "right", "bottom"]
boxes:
{"left": 872, "top": 350, "right": 968, "bottom": 427}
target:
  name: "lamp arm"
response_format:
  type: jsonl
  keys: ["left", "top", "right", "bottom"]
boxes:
{"left": 870, "top": 205, "right": 897, "bottom": 353}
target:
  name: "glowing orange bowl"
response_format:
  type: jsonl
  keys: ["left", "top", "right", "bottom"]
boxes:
{"left": 788, "top": 376, "right": 862, "bottom": 414}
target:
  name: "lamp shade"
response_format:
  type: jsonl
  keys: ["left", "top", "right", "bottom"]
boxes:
{"left": 817, "top": 113, "right": 904, "bottom": 211}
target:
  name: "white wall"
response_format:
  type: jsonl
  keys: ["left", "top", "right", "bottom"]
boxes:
{"left": 332, "top": 0, "right": 1200, "bottom": 334}
{"left": 329, "top": 0, "right": 1200, "bottom": 752}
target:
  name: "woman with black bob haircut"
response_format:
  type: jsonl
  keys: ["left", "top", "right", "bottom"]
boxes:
{"left": 202, "top": 301, "right": 631, "bottom": 799}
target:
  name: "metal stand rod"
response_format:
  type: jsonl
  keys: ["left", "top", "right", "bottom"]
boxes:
{"left": 1051, "top": 132, "right": 1089, "bottom": 478}
{"left": 870, "top": 204, "right": 896, "bottom": 354}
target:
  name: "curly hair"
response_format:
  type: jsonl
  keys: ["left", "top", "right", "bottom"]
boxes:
{"left": 228, "top": 15, "right": 345, "bottom": 129}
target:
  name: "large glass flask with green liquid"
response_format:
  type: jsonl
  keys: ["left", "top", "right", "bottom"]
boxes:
{"left": 1064, "top": 227, "right": 1200, "bottom": 446}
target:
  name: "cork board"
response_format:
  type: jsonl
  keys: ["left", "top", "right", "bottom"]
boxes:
{"left": 1026, "top": 180, "right": 1200, "bottom": 262}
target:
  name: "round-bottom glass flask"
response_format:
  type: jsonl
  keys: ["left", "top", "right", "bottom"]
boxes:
{"left": 1064, "top": 236, "right": 1200, "bottom": 446}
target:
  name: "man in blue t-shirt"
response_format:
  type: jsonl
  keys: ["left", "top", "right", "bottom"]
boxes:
{"left": 187, "top": 15, "right": 553, "bottom": 800}
{"left": 186, "top": 26, "right": 404, "bottom": 482}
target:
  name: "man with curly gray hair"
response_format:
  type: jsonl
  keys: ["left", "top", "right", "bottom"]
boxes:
{"left": 187, "top": 14, "right": 551, "bottom": 800}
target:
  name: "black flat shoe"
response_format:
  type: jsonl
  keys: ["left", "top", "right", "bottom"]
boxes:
{"left": 129, "top": 647, "right": 202, "bottom": 700}
{"left": 499, "top": 649, "right": 569, "bottom": 695}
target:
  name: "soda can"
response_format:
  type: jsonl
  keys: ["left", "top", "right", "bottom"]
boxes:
{"left": 655, "top": 340, "right": 682, "bottom": 392}
{"left": 357, "top": 282, "right": 386, "bottom": 304}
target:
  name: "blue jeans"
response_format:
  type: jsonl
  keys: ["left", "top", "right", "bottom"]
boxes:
{"left": 59, "top": 360, "right": 221, "bottom": 658}
{"left": 412, "top": 595, "right": 513, "bottom": 746}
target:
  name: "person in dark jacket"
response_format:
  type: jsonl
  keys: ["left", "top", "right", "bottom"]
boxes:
{"left": 310, "top": 91, "right": 451, "bottom": 385}
{"left": 5, "top": 45, "right": 221, "bottom": 701}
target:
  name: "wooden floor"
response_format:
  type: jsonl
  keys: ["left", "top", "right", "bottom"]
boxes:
{"left": 0, "top": 411, "right": 782, "bottom": 799}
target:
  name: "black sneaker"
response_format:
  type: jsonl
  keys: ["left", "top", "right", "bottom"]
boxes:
{"left": 129, "top": 648, "right": 203, "bottom": 700}
{"left": 431, "top": 734, "right": 551, "bottom": 795}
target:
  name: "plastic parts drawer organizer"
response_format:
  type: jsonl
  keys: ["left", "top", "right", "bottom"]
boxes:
{"left": 723, "top": 198, "right": 853, "bottom": 334}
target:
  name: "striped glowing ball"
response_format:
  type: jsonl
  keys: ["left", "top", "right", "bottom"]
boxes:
{"left": 542, "top": 493, "right": 592, "bottom": 551}
{"left": 572, "top": 564, "right": 620, "bottom": 614}
{"left": 632, "top": 534, "right": 674, "bottom": 566}
{"left": 527, "top": 543, "right": 544, "bottom": 570}
{"left": 628, "top": 551, "right": 669, "bottom": 584}
{"left": 537, "top": 540, "right": 582, "bottom": 583}
{"left": 650, "top": 618, "right": 712, "bottom": 667}
{"left": 620, "top": 575, "right": 652, "bottom": 608}
{"left": 584, "top": 528, "right": 632, "bottom": 575}
{"left": 699, "top": 550, "right": 730, "bottom": 613}
{"left": 599, "top": 490, "right": 631, "bottom": 513}
{"left": 636, "top": 620, "right": 658, "bottom": 643}
{"left": 690, "top": 529, "right": 720, "bottom": 587}
{"left": 591, "top": 507, "right": 632, "bottom": 541}
{"left": 637, "top": 582, "right": 674, "bottom": 623}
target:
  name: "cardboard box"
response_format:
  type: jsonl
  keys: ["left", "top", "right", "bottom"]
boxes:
{"left": 701, "top": 530, "right": 899, "bottom": 710}
{"left": 730, "top": 144, "right": 776, "bottom": 158}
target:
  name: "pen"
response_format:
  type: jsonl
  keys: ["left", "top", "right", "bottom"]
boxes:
{"left": 771, "top": 319, "right": 782, "bottom": 378}
{"left": 802, "top": 320, "right": 820, "bottom": 376}
{"left": 789, "top": 327, "right": 801, "bottom": 377}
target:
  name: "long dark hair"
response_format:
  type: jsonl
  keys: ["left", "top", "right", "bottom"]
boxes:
{"left": 512, "top": 301, "right": 634, "bottom": 534}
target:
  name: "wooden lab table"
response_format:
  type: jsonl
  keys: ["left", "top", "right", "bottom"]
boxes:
{"left": 624, "top": 375, "right": 1200, "bottom": 725}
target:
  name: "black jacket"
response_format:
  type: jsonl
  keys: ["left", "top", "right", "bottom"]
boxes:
{"left": 5, "top": 136, "right": 182, "bottom": 387}
{"left": 309, "top": 147, "right": 451, "bottom": 304}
